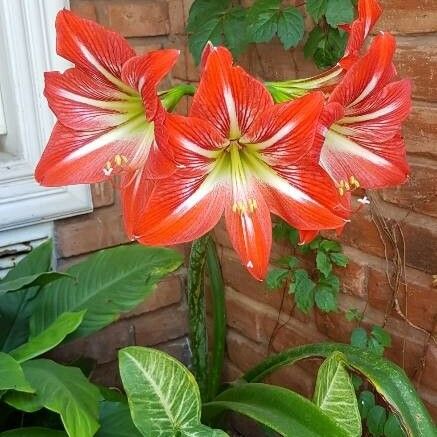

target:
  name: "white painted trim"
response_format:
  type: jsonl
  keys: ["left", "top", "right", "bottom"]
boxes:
{"left": 0, "top": 0, "right": 92, "bottom": 232}
{"left": 0, "top": 85, "right": 6, "bottom": 135}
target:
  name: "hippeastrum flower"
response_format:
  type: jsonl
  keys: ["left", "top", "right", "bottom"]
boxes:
{"left": 35, "top": 10, "right": 179, "bottom": 185}
{"left": 125, "top": 46, "right": 348, "bottom": 280}
{"left": 319, "top": 32, "right": 411, "bottom": 192}
{"left": 267, "top": 0, "right": 382, "bottom": 102}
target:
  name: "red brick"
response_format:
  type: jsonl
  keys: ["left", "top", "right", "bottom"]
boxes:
{"left": 418, "top": 388, "right": 437, "bottom": 421}
{"left": 368, "top": 264, "right": 436, "bottom": 332}
{"left": 266, "top": 363, "right": 315, "bottom": 398}
{"left": 105, "top": 1, "right": 170, "bottom": 38}
{"left": 168, "top": 0, "right": 186, "bottom": 34}
{"left": 121, "top": 275, "right": 182, "bottom": 318}
{"left": 404, "top": 102, "right": 437, "bottom": 160}
{"left": 155, "top": 336, "right": 191, "bottom": 367}
{"left": 417, "top": 345, "right": 437, "bottom": 393}
{"left": 91, "top": 360, "right": 121, "bottom": 388}
{"left": 91, "top": 181, "right": 114, "bottom": 208}
{"left": 70, "top": 0, "right": 97, "bottom": 20}
{"left": 55, "top": 201, "right": 129, "bottom": 258}
{"left": 395, "top": 36, "right": 437, "bottom": 102}
{"left": 376, "top": 1, "right": 437, "bottom": 34}
{"left": 222, "top": 359, "right": 243, "bottom": 383}
{"left": 132, "top": 302, "right": 188, "bottom": 346}
{"left": 382, "top": 160, "right": 437, "bottom": 218}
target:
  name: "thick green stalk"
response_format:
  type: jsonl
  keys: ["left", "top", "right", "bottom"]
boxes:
{"left": 159, "top": 83, "right": 196, "bottom": 111}
{"left": 205, "top": 237, "right": 226, "bottom": 401}
{"left": 187, "top": 235, "right": 209, "bottom": 400}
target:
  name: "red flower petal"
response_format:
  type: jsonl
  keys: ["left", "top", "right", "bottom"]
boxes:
{"left": 190, "top": 45, "right": 273, "bottom": 138}
{"left": 225, "top": 186, "right": 272, "bottom": 281}
{"left": 44, "top": 69, "right": 136, "bottom": 131}
{"left": 298, "top": 230, "right": 319, "bottom": 245}
{"left": 330, "top": 33, "right": 396, "bottom": 109}
{"left": 262, "top": 161, "right": 349, "bottom": 230}
{"left": 135, "top": 173, "right": 226, "bottom": 245}
{"left": 121, "top": 50, "right": 180, "bottom": 119}
{"left": 241, "top": 92, "right": 324, "bottom": 165}
{"left": 35, "top": 118, "right": 157, "bottom": 185}
{"left": 56, "top": 10, "right": 135, "bottom": 92}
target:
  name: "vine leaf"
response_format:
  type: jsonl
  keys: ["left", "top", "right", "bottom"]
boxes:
{"left": 306, "top": 0, "right": 328, "bottom": 22}
{"left": 325, "top": 0, "right": 355, "bottom": 27}
{"left": 277, "top": 7, "right": 304, "bottom": 49}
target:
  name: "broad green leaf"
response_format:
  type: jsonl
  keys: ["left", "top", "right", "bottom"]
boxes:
{"left": 187, "top": 0, "right": 230, "bottom": 32}
{"left": 0, "top": 352, "right": 33, "bottom": 392}
{"left": 367, "top": 405, "right": 387, "bottom": 437}
{"left": 96, "top": 401, "right": 141, "bottom": 437}
{"left": 10, "top": 311, "right": 86, "bottom": 363}
{"left": 119, "top": 347, "right": 226, "bottom": 436}
{"left": 0, "top": 272, "right": 72, "bottom": 296}
{"left": 203, "top": 383, "right": 349, "bottom": 437}
{"left": 358, "top": 391, "right": 375, "bottom": 419}
{"left": 384, "top": 414, "right": 406, "bottom": 437}
{"left": 242, "top": 343, "right": 436, "bottom": 437}
{"left": 290, "top": 269, "right": 315, "bottom": 313}
{"left": 316, "top": 251, "right": 332, "bottom": 277}
{"left": 188, "top": 17, "right": 223, "bottom": 64}
{"left": 306, "top": 0, "right": 328, "bottom": 22}
{"left": 30, "top": 244, "right": 182, "bottom": 339}
{"left": 248, "top": 10, "right": 278, "bottom": 43}
{"left": 330, "top": 252, "right": 349, "bottom": 267}
{"left": 0, "top": 428, "right": 67, "bottom": 436}
{"left": 0, "top": 240, "right": 52, "bottom": 352}
{"left": 325, "top": 0, "right": 354, "bottom": 27}
{"left": 4, "top": 359, "right": 101, "bottom": 437}
{"left": 351, "top": 374, "right": 363, "bottom": 391}
{"left": 314, "top": 352, "right": 361, "bottom": 436}
{"left": 314, "top": 287, "right": 337, "bottom": 312}
{"left": 351, "top": 328, "right": 368, "bottom": 349}
{"left": 277, "top": 7, "right": 304, "bottom": 49}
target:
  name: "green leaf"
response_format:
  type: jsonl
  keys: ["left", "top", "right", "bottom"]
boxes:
{"left": 10, "top": 311, "right": 86, "bottom": 363}
{"left": 96, "top": 401, "right": 141, "bottom": 437}
{"left": 319, "top": 240, "right": 342, "bottom": 253}
{"left": 266, "top": 268, "right": 289, "bottom": 289}
{"left": 0, "top": 272, "right": 72, "bottom": 296}
{"left": 30, "top": 244, "right": 182, "bottom": 339}
{"left": 0, "top": 352, "right": 33, "bottom": 392}
{"left": 325, "top": 0, "right": 354, "bottom": 27}
{"left": 316, "top": 251, "right": 332, "bottom": 277}
{"left": 315, "top": 287, "right": 337, "bottom": 312}
{"left": 346, "top": 309, "right": 363, "bottom": 322}
{"left": 367, "top": 337, "right": 385, "bottom": 356}
{"left": 314, "top": 352, "right": 361, "bottom": 436}
{"left": 0, "top": 428, "right": 67, "bottom": 436}
{"left": 291, "top": 269, "right": 315, "bottom": 314}
{"left": 118, "top": 347, "right": 226, "bottom": 436}
{"left": 371, "top": 326, "right": 392, "bottom": 348}
{"left": 351, "top": 374, "right": 363, "bottom": 391}
{"left": 367, "top": 405, "right": 387, "bottom": 437}
{"left": 223, "top": 7, "right": 249, "bottom": 56}
{"left": 188, "top": 17, "right": 223, "bottom": 65}
{"left": 0, "top": 240, "right": 52, "bottom": 352}
{"left": 4, "top": 359, "right": 101, "bottom": 437}
{"left": 242, "top": 343, "right": 436, "bottom": 437}
{"left": 304, "top": 27, "right": 325, "bottom": 58}
{"left": 358, "top": 391, "right": 375, "bottom": 419}
{"left": 384, "top": 414, "right": 406, "bottom": 437}
{"left": 330, "top": 252, "right": 349, "bottom": 267}
{"left": 320, "top": 273, "right": 340, "bottom": 294}
{"left": 350, "top": 328, "right": 368, "bottom": 349}
{"left": 203, "top": 383, "right": 350, "bottom": 437}
{"left": 277, "top": 7, "right": 304, "bottom": 49}
{"left": 187, "top": 0, "right": 230, "bottom": 32}
{"left": 306, "top": 0, "right": 328, "bottom": 22}
{"left": 313, "top": 28, "right": 347, "bottom": 68}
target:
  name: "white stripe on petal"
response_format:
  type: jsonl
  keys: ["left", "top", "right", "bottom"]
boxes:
{"left": 224, "top": 86, "right": 240, "bottom": 138}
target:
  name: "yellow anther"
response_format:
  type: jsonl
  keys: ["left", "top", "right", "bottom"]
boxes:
{"left": 249, "top": 199, "right": 258, "bottom": 213}
{"left": 114, "top": 154, "right": 123, "bottom": 166}
{"left": 344, "top": 181, "right": 350, "bottom": 191}
{"left": 105, "top": 161, "right": 112, "bottom": 170}
{"left": 121, "top": 154, "right": 129, "bottom": 163}
{"left": 349, "top": 175, "right": 360, "bottom": 189}
{"left": 339, "top": 187, "right": 344, "bottom": 196}
{"left": 232, "top": 202, "right": 238, "bottom": 213}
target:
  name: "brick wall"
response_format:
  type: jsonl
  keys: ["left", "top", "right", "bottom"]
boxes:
{"left": 61, "top": 0, "right": 436, "bottom": 418}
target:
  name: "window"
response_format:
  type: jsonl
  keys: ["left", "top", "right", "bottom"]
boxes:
{"left": 0, "top": 0, "right": 92, "bottom": 243}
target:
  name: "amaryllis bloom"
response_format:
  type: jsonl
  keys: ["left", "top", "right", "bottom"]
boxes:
{"left": 126, "top": 46, "right": 348, "bottom": 280}
{"left": 267, "top": 0, "right": 382, "bottom": 102}
{"left": 35, "top": 10, "right": 179, "bottom": 185}
{"left": 319, "top": 33, "right": 411, "bottom": 191}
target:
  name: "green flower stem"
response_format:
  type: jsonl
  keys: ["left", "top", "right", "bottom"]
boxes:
{"left": 205, "top": 237, "right": 226, "bottom": 401}
{"left": 187, "top": 235, "right": 209, "bottom": 400}
{"left": 159, "top": 83, "right": 196, "bottom": 111}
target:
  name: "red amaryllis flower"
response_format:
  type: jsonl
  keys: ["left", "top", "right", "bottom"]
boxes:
{"left": 319, "top": 33, "right": 411, "bottom": 191}
{"left": 35, "top": 10, "right": 179, "bottom": 185}
{"left": 267, "top": 0, "right": 382, "bottom": 101}
{"left": 126, "top": 46, "right": 348, "bottom": 280}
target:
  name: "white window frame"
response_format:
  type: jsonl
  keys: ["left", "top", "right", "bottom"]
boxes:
{"left": 0, "top": 0, "right": 92, "bottom": 234}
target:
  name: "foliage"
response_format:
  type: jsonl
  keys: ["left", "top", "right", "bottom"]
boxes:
{"left": 266, "top": 220, "right": 348, "bottom": 314}
{"left": 0, "top": 241, "right": 182, "bottom": 436}
{"left": 187, "top": 0, "right": 356, "bottom": 68}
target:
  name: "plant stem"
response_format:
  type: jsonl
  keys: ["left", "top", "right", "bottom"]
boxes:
{"left": 187, "top": 235, "right": 209, "bottom": 400}
{"left": 205, "top": 237, "right": 226, "bottom": 401}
